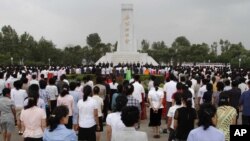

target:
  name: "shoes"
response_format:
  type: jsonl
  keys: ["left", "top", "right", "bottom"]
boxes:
{"left": 163, "top": 129, "right": 168, "bottom": 133}
{"left": 153, "top": 135, "right": 160, "bottom": 138}
{"left": 18, "top": 131, "right": 23, "bottom": 135}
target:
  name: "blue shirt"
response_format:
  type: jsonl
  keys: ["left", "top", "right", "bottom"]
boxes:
{"left": 43, "top": 124, "right": 77, "bottom": 141}
{"left": 240, "top": 90, "right": 250, "bottom": 116}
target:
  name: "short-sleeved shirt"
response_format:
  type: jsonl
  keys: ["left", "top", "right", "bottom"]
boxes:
{"left": 57, "top": 95, "right": 74, "bottom": 116}
{"left": 132, "top": 82, "right": 145, "bottom": 103}
{"left": 0, "top": 97, "right": 15, "bottom": 123}
{"left": 148, "top": 88, "right": 164, "bottom": 109}
{"left": 187, "top": 126, "right": 225, "bottom": 141}
{"left": 46, "top": 85, "right": 58, "bottom": 101}
{"left": 106, "top": 112, "right": 125, "bottom": 139}
{"left": 77, "top": 97, "right": 98, "bottom": 128}
{"left": 11, "top": 89, "right": 28, "bottom": 108}
{"left": 39, "top": 89, "right": 50, "bottom": 106}
{"left": 92, "top": 95, "right": 104, "bottom": 117}
{"left": 167, "top": 105, "right": 182, "bottom": 129}
{"left": 20, "top": 106, "right": 46, "bottom": 138}
{"left": 127, "top": 95, "right": 141, "bottom": 112}
{"left": 69, "top": 90, "right": 81, "bottom": 114}
{"left": 43, "top": 124, "right": 77, "bottom": 141}
{"left": 174, "top": 107, "right": 197, "bottom": 140}
{"left": 163, "top": 80, "right": 177, "bottom": 102}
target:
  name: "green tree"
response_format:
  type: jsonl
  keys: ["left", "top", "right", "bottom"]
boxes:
{"left": 86, "top": 33, "right": 101, "bottom": 48}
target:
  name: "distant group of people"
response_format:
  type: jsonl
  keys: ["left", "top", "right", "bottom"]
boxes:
{"left": 0, "top": 64, "right": 250, "bottom": 141}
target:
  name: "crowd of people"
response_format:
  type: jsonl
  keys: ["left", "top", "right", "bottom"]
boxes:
{"left": 0, "top": 64, "right": 250, "bottom": 141}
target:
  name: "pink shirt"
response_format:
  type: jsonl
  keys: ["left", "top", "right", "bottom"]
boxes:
{"left": 20, "top": 106, "right": 46, "bottom": 138}
{"left": 57, "top": 94, "right": 74, "bottom": 116}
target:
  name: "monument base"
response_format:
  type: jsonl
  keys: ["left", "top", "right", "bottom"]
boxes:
{"left": 95, "top": 52, "right": 158, "bottom": 66}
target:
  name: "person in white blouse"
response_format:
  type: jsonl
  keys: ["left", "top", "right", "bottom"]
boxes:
{"left": 148, "top": 80, "right": 164, "bottom": 138}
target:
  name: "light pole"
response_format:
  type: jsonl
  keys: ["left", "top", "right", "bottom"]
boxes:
{"left": 48, "top": 58, "right": 51, "bottom": 66}
{"left": 11, "top": 57, "right": 13, "bottom": 65}
{"left": 239, "top": 58, "right": 241, "bottom": 68}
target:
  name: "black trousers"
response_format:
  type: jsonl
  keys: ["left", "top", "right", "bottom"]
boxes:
{"left": 24, "top": 137, "right": 43, "bottom": 141}
{"left": 78, "top": 125, "right": 96, "bottom": 141}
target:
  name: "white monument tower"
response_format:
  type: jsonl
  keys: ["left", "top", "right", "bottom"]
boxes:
{"left": 96, "top": 4, "right": 158, "bottom": 66}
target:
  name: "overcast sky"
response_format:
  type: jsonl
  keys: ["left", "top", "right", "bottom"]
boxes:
{"left": 1, "top": 0, "right": 250, "bottom": 49}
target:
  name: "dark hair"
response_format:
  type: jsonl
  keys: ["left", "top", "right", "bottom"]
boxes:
{"left": 14, "top": 80, "right": 23, "bottom": 90}
{"left": 176, "top": 82, "right": 183, "bottom": 90}
{"left": 40, "top": 74, "right": 44, "bottom": 79}
{"left": 21, "top": 77, "right": 28, "bottom": 84}
{"left": 117, "top": 84, "right": 123, "bottom": 93}
{"left": 182, "top": 90, "right": 192, "bottom": 109}
{"left": 202, "top": 79, "right": 208, "bottom": 85}
{"left": 121, "top": 106, "right": 139, "bottom": 127}
{"left": 96, "top": 76, "right": 103, "bottom": 84}
{"left": 25, "top": 84, "right": 39, "bottom": 109}
{"left": 0, "top": 72, "right": 3, "bottom": 79}
{"left": 48, "top": 105, "right": 69, "bottom": 132}
{"left": 2, "top": 88, "right": 10, "bottom": 96}
{"left": 150, "top": 75, "right": 156, "bottom": 81}
{"left": 39, "top": 80, "right": 47, "bottom": 89}
{"left": 60, "top": 84, "right": 69, "bottom": 97}
{"left": 124, "top": 84, "right": 134, "bottom": 96}
{"left": 49, "top": 78, "right": 56, "bottom": 85}
{"left": 32, "top": 74, "right": 37, "bottom": 79}
{"left": 69, "top": 81, "right": 77, "bottom": 91}
{"left": 93, "top": 86, "right": 100, "bottom": 94}
{"left": 115, "top": 95, "right": 128, "bottom": 112}
{"left": 186, "top": 80, "right": 192, "bottom": 88}
{"left": 216, "top": 81, "right": 224, "bottom": 91}
{"left": 206, "top": 83, "right": 213, "bottom": 91}
{"left": 232, "top": 80, "right": 239, "bottom": 87}
{"left": 173, "top": 92, "right": 182, "bottom": 105}
{"left": 83, "top": 85, "right": 92, "bottom": 101}
{"left": 224, "top": 79, "right": 230, "bottom": 86}
{"left": 134, "top": 75, "right": 140, "bottom": 81}
{"left": 218, "top": 96, "right": 229, "bottom": 106}
{"left": 153, "top": 79, "right": 160, "bottom": 91}
{"left": 198, "top": 103, "right": 217, "bottom": 130}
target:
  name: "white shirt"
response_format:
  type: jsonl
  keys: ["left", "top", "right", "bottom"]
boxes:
{"left": 11, "top": 89, "right": 28, "bottom": 108}
{"left": 77, "top": 97, "right": 98, "bottom": 128}
{"left": 187, "top": 126, "right": 225, "bottom": 141}
{"left": 29, "top": 79, "right": 39, "bottom": 86}
{"left": 148, "top": 87, "right": 164, "bottom": 108}
{"left": 238, "top": 83, "right": 248, "bottom": 94}
{"left": 167, "top": 105, "right": 182, "bottom": 129}
{"left": 0, "top": 79, "right": 5, "bottom": 94}
{"left": 198, "top": 85, "right": 207, "bottom": 104}
{"left": 132, "top": 81, "right": 145, "bottom": 103}
{"left": 163, "top": 80, "right": 177, "bottom": 102}
{"left": 45, "top": 85, "right": 58, "bottom": 101}
{"left": 106, "top": 112, "right": 125, "bottom": 140}
{"left": 112, "top": 127, "right": 148, "bottom": 141}
{"left": 92, "top": 95, "right": 104, "bottom": 117}
{"left": 109, "top": 83, "right": 118, "bottom": 90}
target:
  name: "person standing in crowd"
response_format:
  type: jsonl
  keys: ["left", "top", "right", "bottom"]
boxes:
{"left": 77, "top": 85, "right": 99, "bottom": 141}
{"left": 238, "top": 77, "right": 248, "bottom": 94}
{"left": 29, "top": 74, "right": 39, "bottom": 86}
{"left": 57, "top": 84, "right": 74, "bottom": 129}
{"left": 163, "top": 74, "right": 177, "bottom": 133}
{"left": 187, "top": 103, "right": 225, "bottom": 141}
{"left": 111, "top": 84, "right": 123, "bottom": 111}
{"left": 124, "top": 84, "right": 141, "bottom": 129}
{"left": 68, "top": 82, "right": 81, "bottom": 132}
{"left": 112, "top": 106, "right": 148, "bottom": 141}
{"left": 11, "top": 80, "right": 27, "bottom": 135}
{"left": 132, "top": 75, "right": 146, "bottom": 120}
{"left": 148, "top": 80, "right": 164, "bottom": 138}
{"left": 43, "top": 105, "right": 77, "bottom": 141}
{"left": 20, "top": 84, "right": 46, "bottom": 141}
{"left": 56, "top": 75, "right": 67, "bottom": 94}
{"left": 0, "top": 72, "right": 5, "bottom": 95}
{"left": 223, "top": 79, "right": 232, "bottom": 91}
{"left": 213, "top": 81, "right": 224, "bottom": 108}
{"left": 85, "top": 75, "right": 94, "bottom": 88}
{"left": 225, "top": 80, "right": 241, "bottom": 123}
{"left": 0, "top": 88, "right": 16, "bottom": 141}
{"left": 239, "top": 81, "right": 250, "bottom": 125}
{"left": 216, "top": 96, "right": 237, "bottom": 141}
{"left": 202, "top": 83, "right": 213, "bottom": 104}
{"left": 106, "top": 95, "right": 127, "bottom": 141}
{"left": 174, "top": 91, "right": 197, "bottom": 141}
{"left": 92, "top": 86, "right": 104, "bottom": 141}
{"left": 21, "top": 77, "right": 29, "bottom": 92}
{"left": 46, "top": 78, "right": 58, "bottom": 113}
{"left": 39, "top": 80, "right": 50, "bottom": 118}
{"left": 197, "top": 78, "right": 208, "bottom": 107}
{"left": 167, "top": 92, "right": 182, "bottom": 141}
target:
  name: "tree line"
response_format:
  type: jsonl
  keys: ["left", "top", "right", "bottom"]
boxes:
{"left": 0, "top": 25, "right": 249, "bottom": 68}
